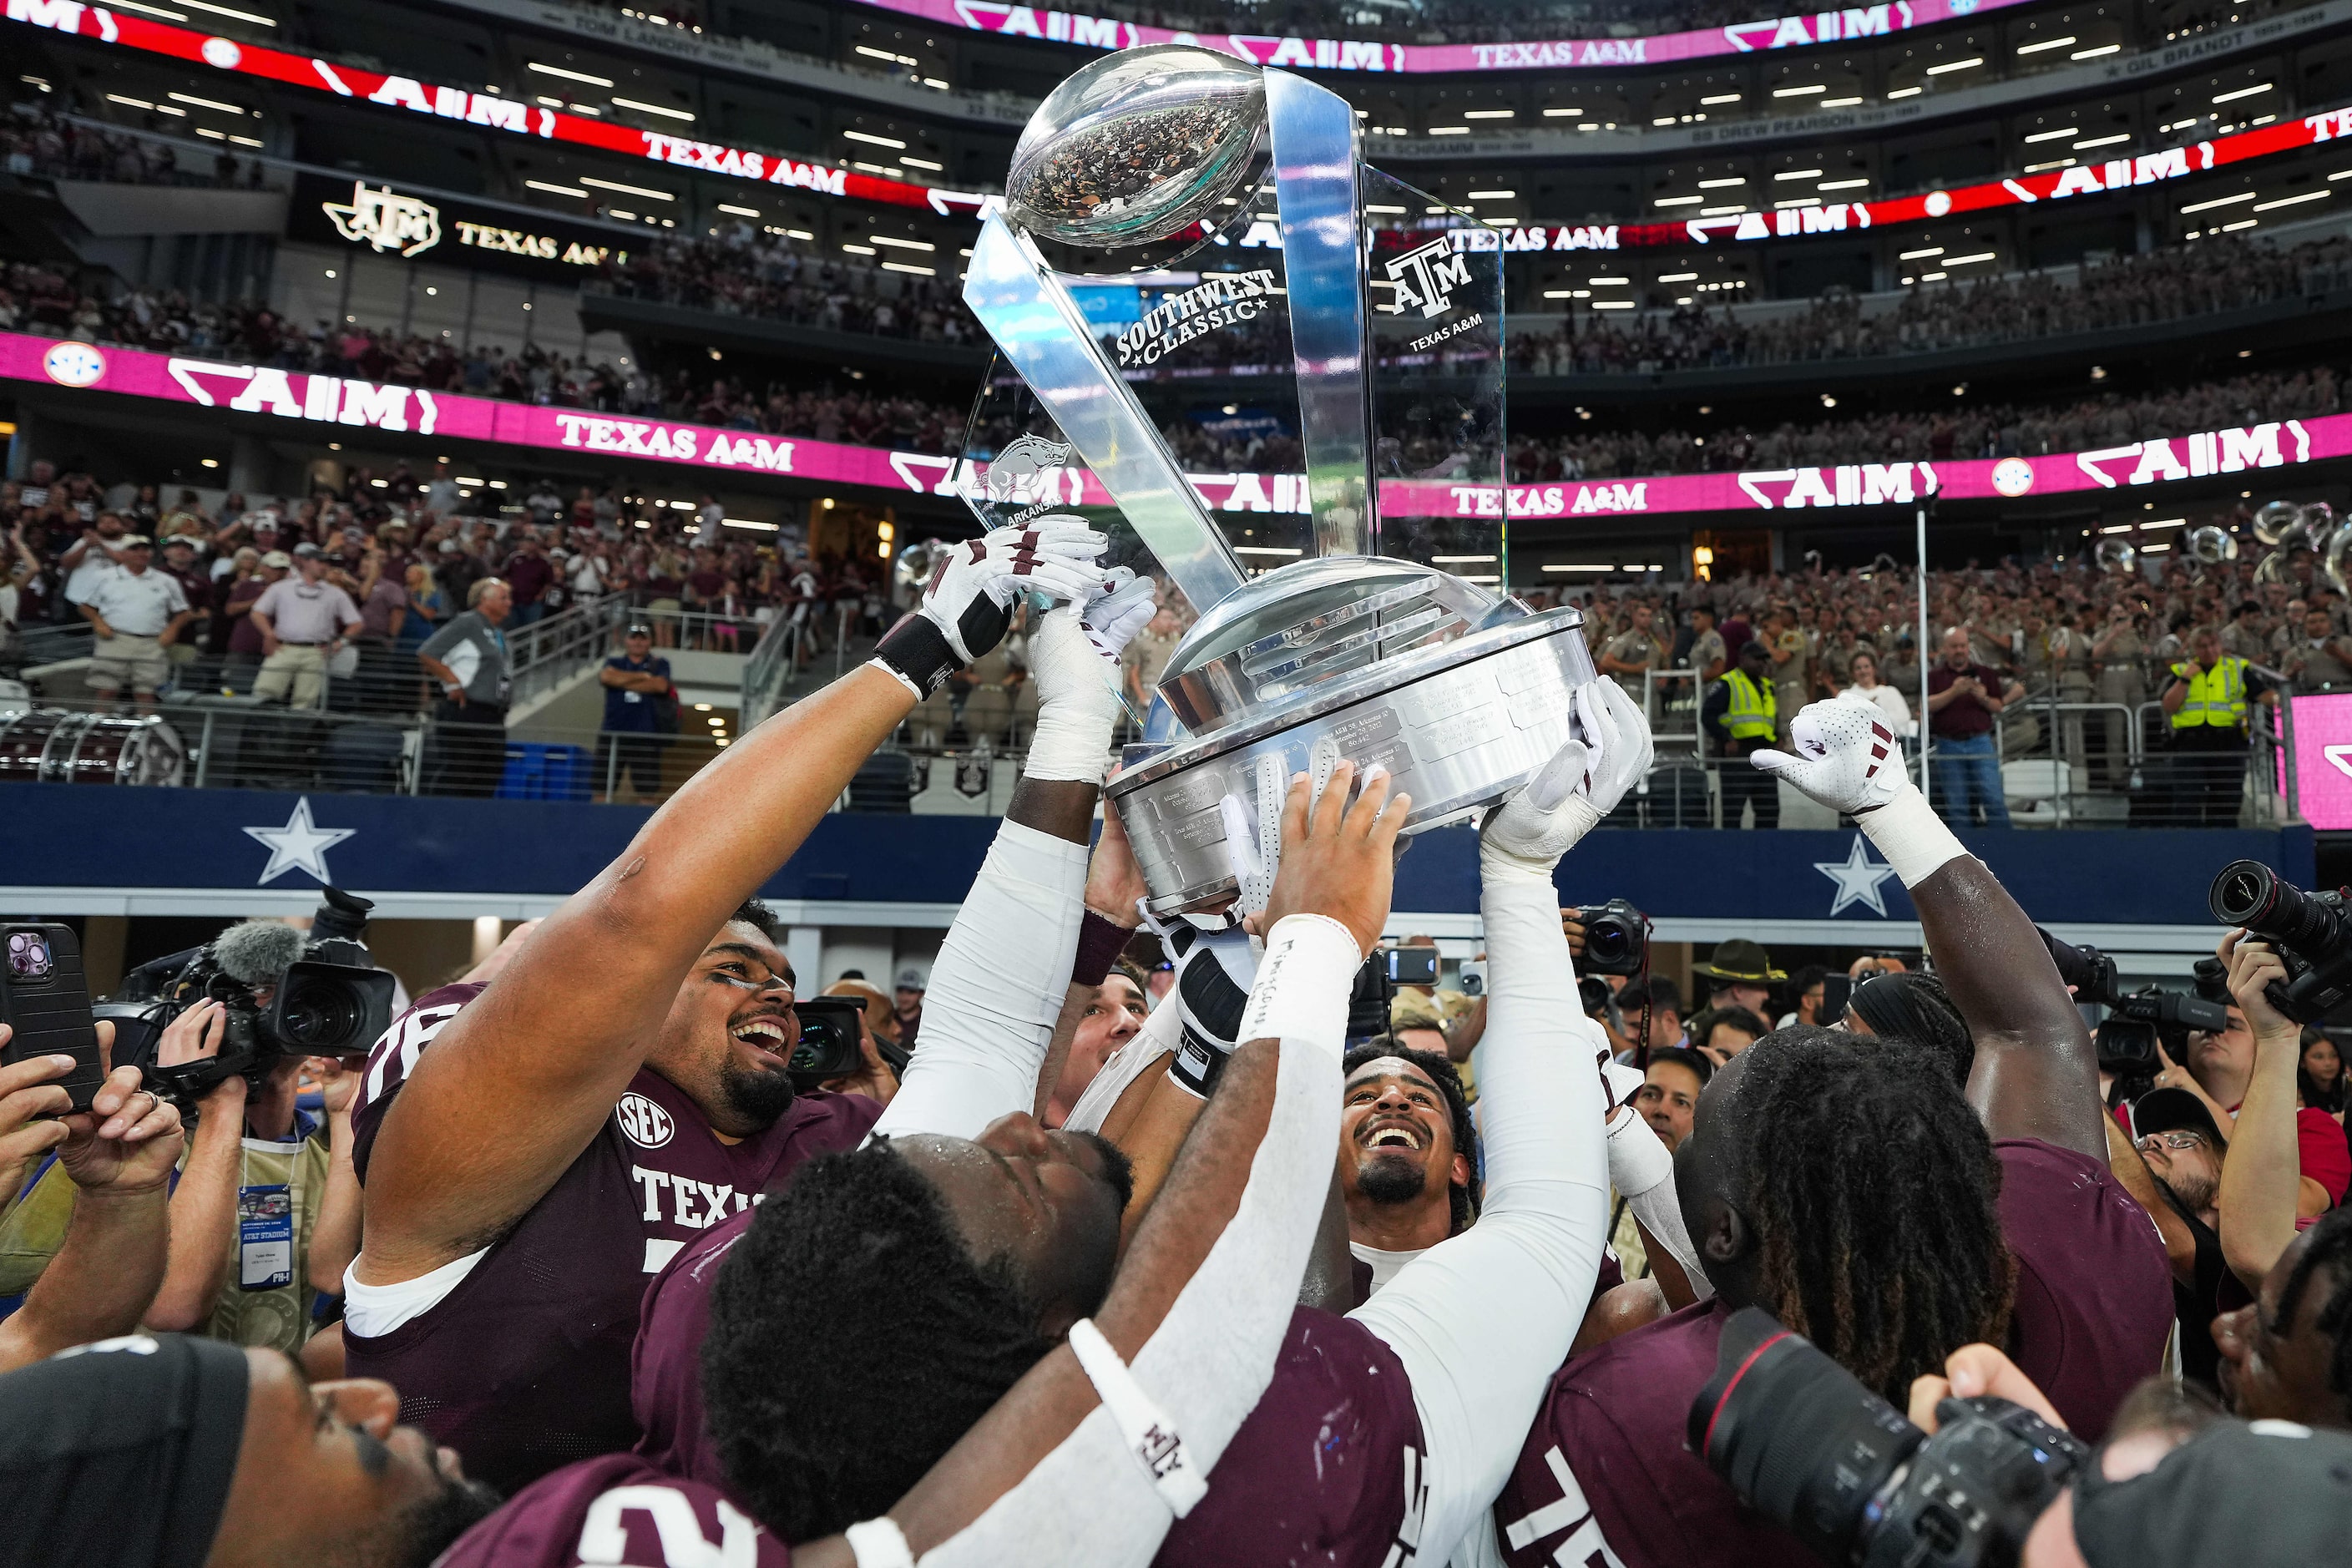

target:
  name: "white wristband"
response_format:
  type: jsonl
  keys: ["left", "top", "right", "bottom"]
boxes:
{"left": 1235, "top": 914, "right": 1361, "bottom": 1065}
{"left": 1857, "top": 788, "right": 1969, "bottom": 888}
{"left": 845, "top": 1516, "right": 915, "bottom": 1568}
{"left": 1065, "top": 1318, "right": 1210, "bottom": 1516}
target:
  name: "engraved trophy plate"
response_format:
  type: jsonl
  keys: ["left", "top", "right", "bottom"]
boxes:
{"left": 959, "top": 44, "right": 1591, "bottom": 916}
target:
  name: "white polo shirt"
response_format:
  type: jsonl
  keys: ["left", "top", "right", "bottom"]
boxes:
{"left": 80, "top": 566, "right": 189, "bottom": 637}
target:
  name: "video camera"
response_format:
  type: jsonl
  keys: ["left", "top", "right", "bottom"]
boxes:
{"left": 99, "top": 888, "right": 398, "bottom": 1111}
{"left": 2038, "top": 928, "right": 2228, "bottom": 1098}
{"left": 1692, "top": 1306, "right": 2089, "bottom": 1568}
{"left": 1571, "top": 899, "right": 1651, "bottom": 978}
{"left": 2209, "top": 859, "right": 2352, "bottom": 1024}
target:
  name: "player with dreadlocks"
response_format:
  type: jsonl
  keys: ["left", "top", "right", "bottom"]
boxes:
{"left": 1483, "top": 695, "right": 2172, "bottom": 1568}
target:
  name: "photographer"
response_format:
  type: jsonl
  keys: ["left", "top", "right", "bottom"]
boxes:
{"left": 2215, "top": 934, "right": 2347, "bottom": 1285}
{"left": 2152, "top": 948, "right": 2349, "bottom": 1225}
{"left": 137, "top": 978, "right": 362, "bottom": 1357}
{"left": 341, "top": 523, "right": 1123, "bottom": 1492}
{"left": 0, "top": 1033, "right": 184, "bottom": 1372}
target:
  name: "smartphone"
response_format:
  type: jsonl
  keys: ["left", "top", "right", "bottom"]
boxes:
{"left": 2, "top": 924, "right": 108, "bottom": 1113}
{"left": 1819, "top": 974, "right": 1854, "bottom": 1025}
{"left": 1381, "top": 945, "right": 1440, "bottom": 987}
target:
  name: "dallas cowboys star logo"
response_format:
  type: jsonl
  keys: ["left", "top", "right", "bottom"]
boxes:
{"left": 1814, "top": 833, "right": 1900, "bottom": 917}
{"left": 243, "top": 797, "right": 356, "bottom": 885}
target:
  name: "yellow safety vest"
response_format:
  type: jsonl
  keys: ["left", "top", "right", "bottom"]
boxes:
{"left": 1722, "top": 669, "right": 1777, "bottom": 741}
{"left": 2169, "top": 656, "right": 2248, "bottom": 731}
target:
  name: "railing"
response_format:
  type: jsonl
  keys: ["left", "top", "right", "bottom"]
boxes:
{"left": 16, "top": 621, "right": 95, "bottom": 670}
{"left": 739, "top": 615, "right": 803, "bottom": 729}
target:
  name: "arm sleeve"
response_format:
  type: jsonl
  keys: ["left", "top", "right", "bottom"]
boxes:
{"left": 869, "top": 820, "right": 1088, "bottom": 1143}
{"left": 908, "top": 918, "right": 1357, "bottom": 1568}
{"left": 1603, "top": 1106, "right": 1712, "bottom": 1299}
{"left": 1343, "top": 873, "right": 1612, "bottom": 1565}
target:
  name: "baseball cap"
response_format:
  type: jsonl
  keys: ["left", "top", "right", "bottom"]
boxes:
{"left": 2131, "top": 1086, "right": 2229, "bottom": 1151}
{"left": 260, "top": 550, "right": 292, "bottom": 569}
{"left": 625, "top": 622, "right": 654, "bottom": 638}
{"left": 895, "top": 967, "right": 927, "bottom": 993}
{"left": 291, "top": 542, "right": 321, "bottom": 559}
{"left": 160, "top": 535, "right": 195, "bottom": 550}
{"left": 118, "top": 534, "right": 153, "bottom": 549}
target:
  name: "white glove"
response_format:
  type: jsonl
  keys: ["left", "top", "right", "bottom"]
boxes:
{"left": 1751, "top": 698, "right": 1965, "bottom": 886}
{"left": 1140, "top": 907, "right": 1260, "bottom": 1098}
{"left": 1024, "top": 568, "right": 1161, "bottom": 781}
{"left": 1479, "top": 679, "right": 1655, "bottom": 885}
{"left": 869, "top": 517, "right": 1109, "bottom": 698}
{"left": 1748, "top": 698, "right": 1909, "bottom": 817}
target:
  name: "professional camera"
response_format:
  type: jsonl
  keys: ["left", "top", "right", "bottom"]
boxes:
{"left": 2041, "top": 928, "right": 2226, "bottom": 1100}
{"left": 782, "top": 996, "right": 911, "bottom": 1090}
{"left": 1692, "top": 1306, "right": 2089, "bottom": 1568}
{"left": 1572, "top": 899, "right": 1651, "bottom": 978}
{"left": 99, "top": 888, "right": 398, "bottom": 1110}
{"left": 2209, "top": 859, "right": 2352, "bottom": 1024}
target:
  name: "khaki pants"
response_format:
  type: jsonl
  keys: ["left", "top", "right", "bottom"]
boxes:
{"left": 255, "top": 644, "right": 329, "bottom": 709}
{"left": 88, "top": 632, "right": 169, "bottom": 695}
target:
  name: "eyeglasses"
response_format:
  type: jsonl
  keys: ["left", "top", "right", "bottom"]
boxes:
{"left": 2134, "top": 1130, "right": 2209, "bottom": 1152}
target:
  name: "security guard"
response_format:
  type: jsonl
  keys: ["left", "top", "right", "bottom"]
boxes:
{"left": 2161, "top": 625, "right": 2274, "bottom": 827}
{"left": 1703, "top": 635, "right": 1780, "bottom": 828}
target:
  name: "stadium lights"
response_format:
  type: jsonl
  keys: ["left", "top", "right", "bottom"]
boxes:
{"left": 2023, "top": 127, "right": 2078, "bottom": 143}
{"left": 178, "top": 0, "right": 273, "bottom": 22}
{"left": 2016, "top": 35, "right": 2077, "bottom": 53}
{"left": 2180, "top": 191, "right": 2258, "bottom": 213}
{"left": 2253, "top": 190, "right": 2329, "bottom": 210}
{"left": 1773, "top": 168, "right": 1823, "bottom": 180}
{"left": 528, "top": 62, "right": 614, "bottom": 87}
{"left": 1464, "top": 109, "right": 1515, "bottom": 119}
{"left": 1469, "top": 190, "right": 1516, "bottom": 200}
{"left": 882, "top": 261, "right": 935, "bottom": 275}
{"left": 1697, "top": 177, "right": 1746, "bottom": 188}
{"left": 1819, "top": 178, "right": 1869, "bottom": 190}
{"left": 716, "top": 203, "right": 760, "bottom": 217}
{"left": 109, "top": 2, "right": 190, "bottom": 18}
{"left": 580, "top": 176, "right": 673, "bottom": 200}
{"left": 612, "top": 96, "right": 694, "bottom": 122}
{"left": 1542, "top": 106, "right": 1584, "bottom": 116}
{"left": 1542, "top": 564, "right": 1617, "bottom": 573}
{"left": 1772, "top": 83, "right": 1827, "bottom": 97}
{"left": 1429, "top": 125, "right": 1470, "bottom": 134}
{"left": 2074, "top": 134, "right": 2132, "bottom": 149}
{"left": 1700, "top": 94, "right": 1741, "bottom": 105}
{"left": 2213, "top": 83, "right": 2274, "bottom": 104}
{"left": 1656, "top": 195, "right": 1703, "bottom": 206}
{"left": 844, "top": 129, "right": 908, "bottom": 149}
{"left": 1659, "top": 271, "right": 1698, "bottom": 281}
{"left": 903, "top": 157, "right": 943, "bottom": 170}
{"left": 842, "top": 242, "right": 877, "bottom": 254}
{"left": 1945, "top": 251, "right": 1996, "bottom": 265}
{"left": 1823, "top": 97, "right": 1863, "bottom": 107}
{"left": 2071, "top": 43, "right": 2120, "bottom": 58}
{"left": 166, "top": 91, "right": 243, "bottom": 113}
{"left": 871, "top": 235, "right": 934, "bottom": 250}
{"left": 1925, "top": 57, "right": 1984, "bottom": 74}
{"left": 1888, "top": 85, "right": 1923, "bottom": 99}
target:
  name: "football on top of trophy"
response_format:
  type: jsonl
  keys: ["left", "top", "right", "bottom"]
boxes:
{"left": 1004, "top": 44, "right": 1266, "bottom": 250}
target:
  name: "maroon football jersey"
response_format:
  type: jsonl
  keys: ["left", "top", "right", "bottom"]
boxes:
{"left": 1153, "top": 1308, "right": 1428, "bottom": 1568}
{"left": 635, "top": 1227, "right": 1427, "bottom": 1568}
{"left": 1494, "top": 1299, "right": 1812, "bottom": 1568}
{"left": 1995, "top": 1137, "right": 2172, "bottom": 1443}
{"left": 439, "top": 1454, "right": 792, "bottom": 1568}
{"left": 346, "top": 983, "right": 883, "bottom": 1492}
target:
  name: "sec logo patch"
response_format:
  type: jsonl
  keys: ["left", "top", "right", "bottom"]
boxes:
{"left": 616, "top": 1092, "right": 675, "bottom": 1148}
{"left": 43, "top": 341, "right": 105, "bottom": 388}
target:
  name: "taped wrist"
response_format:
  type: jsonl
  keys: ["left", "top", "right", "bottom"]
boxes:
{"left": 1025, "top": 690, "right": 1120, "bottom": 783}
{"left": 845, "top": 1517, "right": 913, "bottom": 1568}
{"left": 1857, "top": 787, "right": 1968, "bottom": 887}
{"left": 1072, "top": 908, "right": 1136, "bottom": 989}
{"left": 1236, "top": 915, "right": 1359, "bottom": 1067}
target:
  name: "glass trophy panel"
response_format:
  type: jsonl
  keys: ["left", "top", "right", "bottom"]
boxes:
{"left": 1362, "top": 168, "right": 1507, "bottom": 588}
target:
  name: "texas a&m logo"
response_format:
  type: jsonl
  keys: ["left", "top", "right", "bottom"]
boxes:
{"left": 1384, "top": 237, "right": 1471, "bottom": 321}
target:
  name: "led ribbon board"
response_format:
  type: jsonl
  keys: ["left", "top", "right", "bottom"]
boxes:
{"left": 12, "top": 332, "right": 2345, "bottom": 519}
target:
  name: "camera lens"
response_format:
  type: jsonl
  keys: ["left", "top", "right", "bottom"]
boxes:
{"left": 1691, "top": 1309, "right": 1924, "bottom": 1566}
{"left": 1586, "top": 919, "right": 1631, "bottom": 969}
{"left": 2209, "top": 858, "right": 2341, "bottom": 952}
{"left": 275, "top": 975, "right": 367, "bottom": 1052}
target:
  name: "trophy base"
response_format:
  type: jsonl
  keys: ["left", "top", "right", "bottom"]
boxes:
{"left": 1107, "top": 604, "right": 1595, "bottom": 917}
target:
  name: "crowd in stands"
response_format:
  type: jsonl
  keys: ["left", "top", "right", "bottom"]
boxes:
{"left": 1511, "top": 235, "right": 2352, "bottom": 377}
{"left": 2, "top": 96, "right": 268, "bottom": 189}
{"left": 593, "top": 226, "right": 982, "bottom": 350}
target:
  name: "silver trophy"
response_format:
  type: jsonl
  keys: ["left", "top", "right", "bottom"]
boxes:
{"left": 960, "top": 44, "right": 1594, "bottom": 917}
